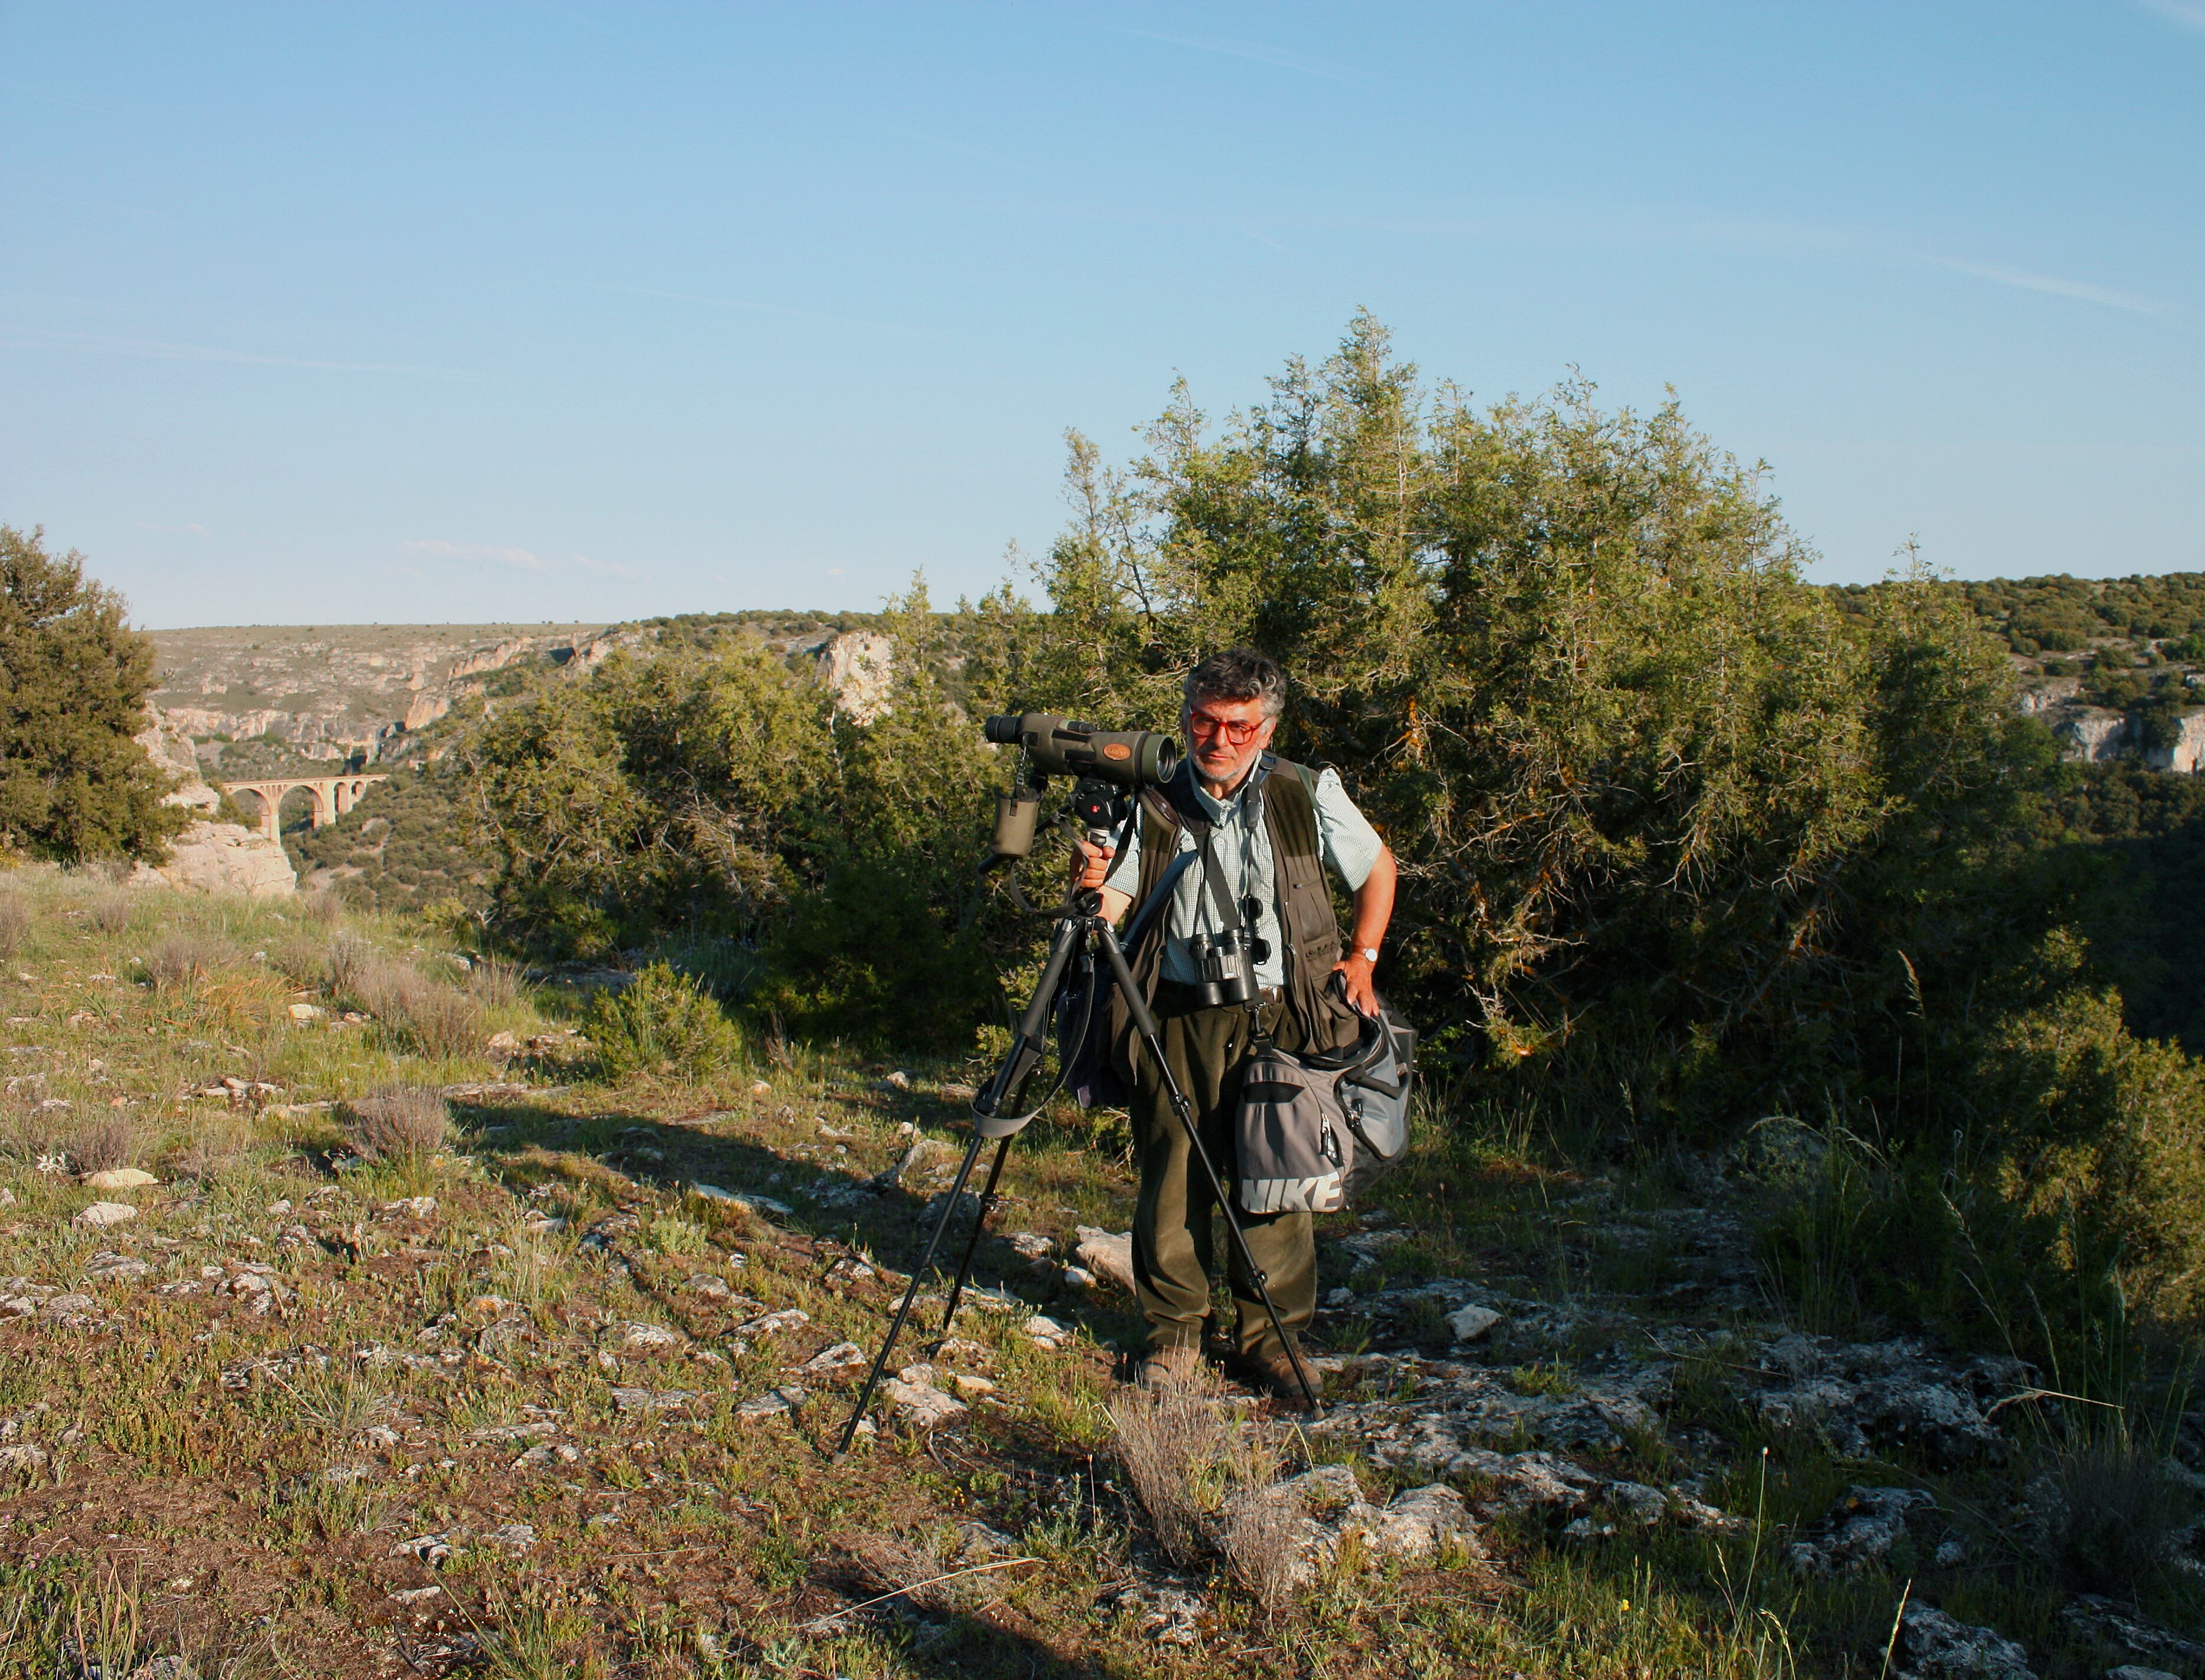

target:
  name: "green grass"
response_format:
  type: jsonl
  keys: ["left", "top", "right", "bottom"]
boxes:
{"left": 0, "top": 865, "right": 2197, "bottom": 1676}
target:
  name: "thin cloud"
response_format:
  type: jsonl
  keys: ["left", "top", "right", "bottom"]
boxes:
{"left": 1, "top": 328, "right": 471, "bottom": 378}
{"left": 584, "top": 283, "right": 946, "bottom": 343}
{"left": 1100, "top": 23, "right": 1356, "bottom": 83}
{"left": 1918, "top": 254, "right": 2157, "bottom": 314}
{"left": 573, "top": 553, "right": 639, "bottom": 579}
{"left": 2137, "top": 0, "right": 2205, "bottom": 34}
{"left": 401, "top": 540, "right": 546, "bottom": 571}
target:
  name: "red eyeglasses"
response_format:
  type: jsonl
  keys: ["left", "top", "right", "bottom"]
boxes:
{"left": 1187, "top": 712, "right": 1264, "bottom": 745}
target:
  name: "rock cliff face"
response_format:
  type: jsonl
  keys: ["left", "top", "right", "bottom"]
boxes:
{"left": 816, "top": 631, "right": 894, "bottom": 722}
{"left": 149, "top": 623, "right": 613, "bottom": 764}
{"left": 131, "top": 709, "right": 296, "bottom": 897}
{"left": 2052, "top": 706, "right": 2132, "bottom": 763}
{"left": 2148, "top": 710, "right": 2205, "bottom": 774}
{"left": 2020, "top": 681, "right": 2205, "bottom": 776}
{"left": 132, "top": 821, "right": 298, "bottom": 898}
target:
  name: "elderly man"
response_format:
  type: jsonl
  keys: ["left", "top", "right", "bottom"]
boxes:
{"left": 1075, "top": 648, "right": 1396, "bottom": 1398}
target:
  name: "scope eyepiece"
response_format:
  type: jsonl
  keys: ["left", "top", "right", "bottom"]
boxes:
{"left": 982, "top": 713, "right": 1179, "bottom": 790}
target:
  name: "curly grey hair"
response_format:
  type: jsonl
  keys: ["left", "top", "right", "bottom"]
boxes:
{"left": 1183, "top": 648, "right": 1287, "bottom": 720}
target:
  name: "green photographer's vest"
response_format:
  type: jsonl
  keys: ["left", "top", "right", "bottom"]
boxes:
{"left": 1106, "top": 756, "right": 1360, "bottom": 1078}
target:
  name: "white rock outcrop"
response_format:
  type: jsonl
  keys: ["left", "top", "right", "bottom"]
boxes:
{"left": 130, "top": 708, "right": 298, "bottom": 897}
{"left": 132, "top": 820, "right": 296, "bottom": 898}
{"left": 816, "top": 632, "right": 894, "bottom": 723}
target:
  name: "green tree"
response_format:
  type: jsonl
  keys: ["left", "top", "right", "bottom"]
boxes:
{"left": 0, "top": 527, "right": 183, "bottom": 863}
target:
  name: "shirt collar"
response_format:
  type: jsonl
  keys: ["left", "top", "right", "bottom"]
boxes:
{"left": 1182, "top": 756, "right": 1263, "bottom": 824}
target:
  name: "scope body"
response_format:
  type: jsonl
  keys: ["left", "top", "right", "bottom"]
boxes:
{"left": 984, "top": 713, "right": 1179, "bottom": 789}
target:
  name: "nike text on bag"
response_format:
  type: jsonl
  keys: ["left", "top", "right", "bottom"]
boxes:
{"left": 1234, "top": 1045, "right": 1351, "bottom": 1214}
{"left": 1233, "top": 1005, "right": 1418, "bottom": 1214}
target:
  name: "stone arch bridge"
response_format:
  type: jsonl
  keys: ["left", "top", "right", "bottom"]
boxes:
{"left": 221, "top": 775, "right": 388, "bottom": 842}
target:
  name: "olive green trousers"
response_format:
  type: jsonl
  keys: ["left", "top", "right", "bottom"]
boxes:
{"left": 1130, "top": 998, "right": 1315, "bottom": 1361}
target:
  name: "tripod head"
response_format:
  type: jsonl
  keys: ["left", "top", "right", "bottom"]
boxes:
{"left": 985, "top": 714, "right": 1178, "bottom": 868}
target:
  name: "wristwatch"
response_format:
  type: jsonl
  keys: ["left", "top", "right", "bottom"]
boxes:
{"left": 1353, "top": 946, "right": 1380, "bottom": 964}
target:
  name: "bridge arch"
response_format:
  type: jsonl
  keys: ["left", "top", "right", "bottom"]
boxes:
{"left": 219, "top": 773, "right": 388, "bottom": 842}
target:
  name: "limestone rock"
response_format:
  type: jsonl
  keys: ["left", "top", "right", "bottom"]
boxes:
{"left": 1073, "top": 1226, "right": 1136, "bottom": 1294}
{"left": 882, "top": 1370, "right": 969, "bottom": 1428}
{"left": 736, "top": 1384, "right": 805, "bottom": 1421}
{"left": 76, "top": 1201, "right": 138, "bottom": 1228}
{"left": 1022, "top": 1314, "right": 1074, "bottom": 1348}
{"left": 81, "top": 1167, "right": 159, "bottom": 1190}
{"left": 800, "top": 1342, "right": 870, "bottom": 1382}
{"left": 2059, "top": 1595, "right": 2205, "bottom": 1671}
{"left": 1789, "top": 1485, "right": 1937, "bottom": 1574}
{"left": 1898, "top": 1604, "right": 2036, "bottom": 1680}
{"left": 130, "top": 820, "right": 296, "bottom": 898}
{"left": 816, "top": 631, "right": 894, "bottom": 723}
{"left": 1446, "top": 1302, "right": 1501, "bottom": 1341}
{"left": 84, "top": 1252, "right": 152, "bottom": 1282}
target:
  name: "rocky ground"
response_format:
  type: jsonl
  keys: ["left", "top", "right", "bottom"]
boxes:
{"left": 2, "top": 875, "right": 2202, "bottom": 1678}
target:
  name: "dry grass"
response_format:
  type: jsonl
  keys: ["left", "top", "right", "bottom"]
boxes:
{"left": 0, "top": 890, "right": 29, "bottom": 959}
{"left": 1106, "top": 1377, "right": 1236, "bottom": 1566}
{"left": 1222, "top": 1485, "right": 1306, "bottom": 1616}
{"left": 145, "top": 930, "right": 217, "bottom": 992}
{"left": 342, "top": 1085, "right": 449, "bottom": 1161}
{"left": 168, "top": 1111, "right": 254, "bottom": 1181}
{"left": 467, "top": 954, "right": 525, "bottom": 1009}
{"left": 85, "top": 888, "right": 136, "bottom": 935}
{"left": 342, "top": 949, "right": 485, "bottom": 1058}
{"left": 304, "top": 887, "right": 347, "bottom": 927}
{"left": 268, "top": 939, "right": 327, "bottom": 988}
{"left": 323, "top": 934, "right": 375, "bottom": 1000}
{"left": 0, "top": 1093, "right": 69, "bottom": 1166}
{"left": 67, "top": 1116, "right": 137, "bottom": 1176}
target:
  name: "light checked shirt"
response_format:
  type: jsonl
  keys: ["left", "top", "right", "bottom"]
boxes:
{"left": 1101, "top": 758, "right": 1384, "bottom": 989}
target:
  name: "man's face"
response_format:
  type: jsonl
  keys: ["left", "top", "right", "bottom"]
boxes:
{"left": 1183, "top": 694, "right": 1276, "bottom": 791}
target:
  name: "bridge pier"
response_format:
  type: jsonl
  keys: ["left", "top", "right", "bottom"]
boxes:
{"left": 221, "top": 773, "right": 389, "bottom": 842}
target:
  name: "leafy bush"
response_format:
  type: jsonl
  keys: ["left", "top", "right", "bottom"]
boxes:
{"left": 757, "top": 858, "right": 992, "bottom": 1052}
{"left": 343, "top": 1087, "right": 449, "bottom": 1162}
{"left": 585, "top": 962, "right": 745, "bottom": 1081}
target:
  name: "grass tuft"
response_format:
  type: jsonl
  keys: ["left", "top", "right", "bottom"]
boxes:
{"left": 145, "top": 929, "right": 217, "bottom": 992}
{"left": 67, "top": 1115, "right": 136, "bottom": 1176}
{"left": 0, "top": 889, "right": 28, "bottom": 958}
{"left": 342, "top": 1085, "right": 449, "bottom": 1162}
{"left": 1106, "top": 1379, "right": 1233, "bottom": 1567}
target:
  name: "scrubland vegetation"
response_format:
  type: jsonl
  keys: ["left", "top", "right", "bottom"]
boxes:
{"left": 7, "top": 319, "right": 2205, "bottom": 1675}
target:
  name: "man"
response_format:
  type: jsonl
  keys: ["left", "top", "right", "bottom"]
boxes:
{"left": 1075, "top": 648, "right": 1396, "bottom": 1399}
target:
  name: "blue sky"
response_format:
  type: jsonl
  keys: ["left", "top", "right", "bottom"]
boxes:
{"left": 2, "top": 2, "right": 2200, "bottom": 628}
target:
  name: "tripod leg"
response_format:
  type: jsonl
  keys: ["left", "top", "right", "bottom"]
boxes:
{"left": 936, "top": 1136, "right": 1013, "bottom": 1335}
{"left": 1092, "top": 923, "right": 1324, "bottom": 1414}
{"left": 836, "top": 1131, "right": 987, "bottom": 1455}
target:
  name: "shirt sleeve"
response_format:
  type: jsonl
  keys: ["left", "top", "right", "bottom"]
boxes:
{"left": 1311, "top": 766, "right": 1384, "bottom": 891}
{"left": 1100, "top": 819, "right": 1143, "bottom": 900}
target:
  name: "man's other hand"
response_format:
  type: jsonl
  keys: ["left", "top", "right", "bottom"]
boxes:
{"left": 1332, "top": 951, "right": 1380, "bottom": 1017}
{"left": 1072, "top": 838, "right": 1114, "bottom": 892}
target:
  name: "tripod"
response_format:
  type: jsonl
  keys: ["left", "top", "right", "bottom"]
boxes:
{"left": 836, "top": 882, "right": 1324, "bottom": 1452}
